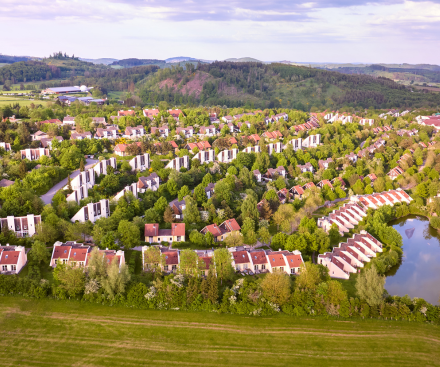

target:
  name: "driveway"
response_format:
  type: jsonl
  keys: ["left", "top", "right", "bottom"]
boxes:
{"left": 40, "top": 158, "right": 99, "bottom": 205}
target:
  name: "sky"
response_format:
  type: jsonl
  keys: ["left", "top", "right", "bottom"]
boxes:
{"left": 1, "top": 0, "right": 440, "bottom": 64}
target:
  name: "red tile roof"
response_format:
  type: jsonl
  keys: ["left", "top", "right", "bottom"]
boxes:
{"left": 145, "top": 223, "right": 159, "bottom": 237}
{"left": 268, "top": 252, "right": 286, "bottom": 267}
{"left": 0, "top": 250, "right": 20, "bottom": 265}
{"left": 285, "top": 254, "right": 302, "bottom": 268}
{"left": 171, "top": 223, "right": 185, "bottom": 236}
{"left": 249, "top": 251, "right": 267, "bottom": 265}
{"left": 233, "top": 251, "right": 250, "bottom": 264}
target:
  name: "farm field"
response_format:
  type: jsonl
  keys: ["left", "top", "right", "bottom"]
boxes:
{"left": 0, "top": 296, "right": 439, "bottom": 367}
{"left": 0, "top": 96, "right": 48, "bottom": 107}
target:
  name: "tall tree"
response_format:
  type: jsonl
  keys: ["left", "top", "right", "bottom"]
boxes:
{"left": 207, "top": 265, "right": 219, "bottom": 304}
{"left": 101, "top": 257, "right": 131, "bottom": 299}
{"left": 163, "top": 206, "right": 174, "bottom": 224}
{"left": 183, "top": 196, "right": 201, "bottom": 224}
{"left": 260, "top": 272, "right": 291, "bottom": 306}
{"left": 356, "top": 266, "right": 385, "bottom": 306}
{"left": 179, "top": 249, "right": 203, "bottom": 277}
{"left": 213, "top": 248, "right": 234, "bottom": 285}
{"left": 79, "top": 159, "right": 85, "bottom": 172}
{"left": 117, "top": 220, "right": 140, "bottom": 249}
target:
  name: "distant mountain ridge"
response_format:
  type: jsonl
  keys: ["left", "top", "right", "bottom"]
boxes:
{"left": 79, "top": 58, "right": 119, "bottom": 65}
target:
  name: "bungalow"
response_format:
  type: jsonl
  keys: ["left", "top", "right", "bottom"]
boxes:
{"left": 93, "top": 158, "right": 117, "bottom": 176}
{"left": 66, "top": 186, "right": 88, "bottom": 204}
{"left": 193, "top": 149, "right": 216, "bottom": 164}
{"left": 0, "top": 214, "right": 41, "bottom": 237}
{"left": 40, "top": 136, "right": 63, "bottom": 149}
{"left": 297, "top": 162, "right": 314, "bottom": 173}
{"left": 277, "top": 188, "right": 290, "bottom": 203}
{"left": 95, "top": 127, "right": 119, "bottom": 139}
{"left": 124, "top": 125, "right": 145, "bottom": 139}
{"left": 20, "top": 148, "right": 50, "bottom": 161}
{"left": 143, "top": 109, "right": 160, "bottom": 118}
{"left": 138, "top": 173, "right": 160, "bottom": 192}
{"left": 176, "top": 126, "right": 194, "bottom": 138}
{"left": 185, "top": 141, "right": 211, "bottom": 153}
{"left": 199, "top": 125, "right": 217, "bottom": 136}
{"left": 129, "top": 153, "right": 150, "bottom": 172}
{"left": 151, "top": 125, "right": 169, "bottom": 138}
{"left": 217, "top": 148, "right": 238, "bottom": 163}
{"left": 165, "top": 156, "right": 189, "bottom": 171}
{"left": 71, "top": 132, "right": 92, "bottom": 140}
{"left": 318, "top": 158, "right": 333, "bottom": 170}
{"left": 0, "top": 142, "right": 11, "bottom": 152}
{"left": 144, "top": 223, "right": 186, "bottom": 243}
{"left": 0, "top": 245, "right": 27, "bottom": 274}
{"left": 70, "top": 168, "right": 95, "bottom": 190}
{"left": 290, "top": 185, "right": 305, "bottom": 199}
{"left": 71, "top": 199, "right": 110, "bottom": 223}
{"left": 169, "top": 198, "right": 187, "bottom": 220}
{"left": 201, "top": 218, "right": 241, "bottom": 242}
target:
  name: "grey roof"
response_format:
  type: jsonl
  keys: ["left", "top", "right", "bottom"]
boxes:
{"left": 48, "top": 87, "right": 83, "bottom": 93}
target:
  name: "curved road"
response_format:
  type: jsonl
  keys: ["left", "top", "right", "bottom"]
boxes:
{"left": 40, "top": 158, "right": 99, "bottom": 205}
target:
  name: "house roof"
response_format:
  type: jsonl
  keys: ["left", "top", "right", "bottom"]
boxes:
{"left": 0, "top": 250, "right": 20, "bottom": 265}
{"left": 163, "top": 251, "right": 179, "bottom": 265}
{"left": 268, "top": 252, "right": 286, "bottom": 267}
{"left": 233, "top": 251, "right": 250, "bottom": 264}
{"left": 199, "top": 256, "right": 212, "bottom": 270}
{"left": 115, "top": 144, "right": 127, "bottom": 152}
{"left": 250, "top": 251, "right": 268, "bottom": 265}
{"left": 171, "top": 223, "right": 185, "bottom": 237}
{"left": 221, "top": 218, "right": 241, "bottom": 232}
{"left": 52, "top": 246, "right": 72, "bottom": 260}
{"left": 202, "top": 223, "right": 223, "bottom": 237}
{"left": 145, "top": 223, "right": 159, "bottom": 237}
{"left": 285, "top": 254, "right": 302, "bottom": 268}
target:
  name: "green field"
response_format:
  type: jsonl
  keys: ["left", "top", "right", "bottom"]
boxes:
{"left": 0, "top": 96, "right": 48, "bottom": 107}
{"left": 0, "top": 296, "right": 439, "bottom": 366}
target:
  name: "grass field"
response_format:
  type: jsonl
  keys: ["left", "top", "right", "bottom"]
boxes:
{"left": 0, "top": 96, "right": 48, "bottom": 107}
{"left": 0, "top": 297, "right": 439, "bottom": 366}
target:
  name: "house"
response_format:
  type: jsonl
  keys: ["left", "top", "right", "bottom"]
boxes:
{"left": 71, "top": 199, "right": 110, "bottom": 223}
{"left": 144, "top": 223, "right": 186, "bottom": 243}
{"left": 242, "top": 145, "right": 261, "bottom": 154}
{"left": 66, "top": 186, "right": 88, "bottom": 204}
{"left": 199, "top": 125, "right": 217, "bottom": 136}
{"left": 247, "top": 134, "right": 261, "bottom": 143}
{"left": 0, "top": 214, "right": 41, "bottom": 237}
{"left": 302, "top": 134, "right": 321, "bottom": 148}
{"left": 0, "top": 245, "right": 27, "bottom": 274}
{"left": 267, "top": 142, "right": 283, "bottom": 155}
{"left": 297, "top": 162, "right": 314, "bottom": 173}
{"left": 168, "top": 109, "right": 183, "bottom": 119}
{"left": 277, "top": 188, "right": 290, "bottom": 203}
{"left": 222, "top": 115, "right": 233, "bottom": 123}
{"left": 283, "top": 251, "right": 304, "bottom": 275}
{"left": 176, "top": 126, "right": 194, "bottom": 138}
{"left": 138, "top": 173, "right": 160, "bottom": 192}
{"left": 71, "top": 132, "right": 92, "bottom": 140}
{"left": 262, "top": 130, "right": 283, "bottom": 140}
{"left": 95, "top": 127, "right": 119, "bottom": 139}
{"left": 91, "top": 117, "right": 106, "bottom": 125}
{"left": 151, "top": 125, "right": 169, "bottom": 138}
{"left": 143, "top": 109, "right": 160, "bottom": 118}
{"left": 249, "top": 250, "right": 269, "bottom": 273}
{"left": 114, "top": 183, "right": 139, "bottom": 201}
{"left": 287, "top": 138, "right": 303, "bottom": 151}
{"left": 93, "top": 158, "right": 117, "bottom": 176}
{"left": 169, "top": 198, "right": 187, "bottom": 220}
{"left": 201, "top": 218, "right": 241, "bottom": 242}
{"left": 232, "top": 251, "right": 252, "bottom": 272}
{"left": 40, "top": 136, "right": 63, "bottom": 149}
{"left": 318, "top": 158, "right": 333, "bottom": 170}
{"left": 253, "top": 169, "right": 262, "bottom": 182}
{"left": 388, "top": 166, "right": 404, "bottom": 180}
{"left": 31, "top": 131, "right": 49, "bottom": 141}
{"left": 165, "top": 156, "right": 189, "bottom": 171}
{"left": 124, "top": 125, "right": 145, "bottom": 139}
{"left": 264, "top": 166, "right": 286, "bottom": 181}
{"left": 205, "top": 182, "right": 215, "bottom": 199}
{"left": 359, "top": 118, "right": 374, "bottom": 126}
{"left": 0, "top": 142, "right": 11, "bottom": 152}
{"left": 70, "top": 168, "right": 95, "bottom": 190}
{"left": 0, "top": 178, "right": 14, "bottom": 188}
{"left": 63, "top": 116, "right": 76, "bottom": 125}
{"left": 345, "top": 152, "right": 358, "bottom": 163}
{"left": 264, "top": 116, "right": 273, "bottom": 125}
{"left": 193, "top": 149, "right": 216, "bottom": 164}
{"left": 129, "top": 153, "right": 150, "bottom": 171}
{"left": 20, "top": 148, "right": 50, "bottom": 161}
{"left": 318, "top": 231, "right": 383, "bottom": 279}
{"left": 198, "top": 255, "right": 213, "bottom": 276}
{"left": 317, "top": 180, "right": 333, "bottom": 189}
{"left": 273, "top": 113, "right": 288, "bottom": 122}
{"left": 217, "top": 149, "right": 238, "bottom": 163}
{"left": 332, "top": 177, "right": 346, "bottom": 188}
{"left": 303, "top": 182, "right": 316, "bottom": 191}
{"left": 185, "top": 141, "right": 211, "bottom": 153}
{"left": 118, "top": 110, "right": 135, "bottom": 117}
{"left": 365, "top": 173, "right": 377, "bottom": 183}
{"left": 237, "top": 121, "right": 251, "bottom": 131}
{"left": 219, "top": 123, "right": 239, "bottom": 133}
{"left": 290, "top": 185, "right": 305, "bottom": 199}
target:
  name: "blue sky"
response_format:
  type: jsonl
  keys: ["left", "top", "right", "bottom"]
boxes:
{"left": 1, "top": 0, "right": 439, "bottom": 63}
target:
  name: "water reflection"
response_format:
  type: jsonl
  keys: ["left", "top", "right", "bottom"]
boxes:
{"left": 386, "top": 215, "right": 440, "bottom": 305}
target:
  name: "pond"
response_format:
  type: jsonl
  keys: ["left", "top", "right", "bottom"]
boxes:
{"left": 386, "top": 215, "right": 440, "bottom": 305}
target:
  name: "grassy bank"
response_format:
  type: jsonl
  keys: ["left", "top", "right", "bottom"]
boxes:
{"left": 0, "top": 296, "right": 439, "bottom": 366}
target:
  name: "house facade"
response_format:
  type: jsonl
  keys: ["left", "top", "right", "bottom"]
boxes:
{"left": 0, "top": 214, "right": 41, "bottom": 237}
{"left": 71, "top": 199, "right": 110, "bottom": 223}
{"left": 0, "top": 245, "right": 27, "bottom": 274}
{"left": 129, "top": 153, "right": 150, "bottom": 172}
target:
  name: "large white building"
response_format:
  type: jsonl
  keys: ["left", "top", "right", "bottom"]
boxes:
{"left": 302, "top": 134, "right": 321, "bottom": 148}
{"left": 217, "top": 148, "right": 238, "bottom": 163}
{"left": 20, "top": 148, "right": 50, "bottom": 161}
{"left": 70, "top": 168, "right": 95, "bottom": 190}
{"left": 71, "top": 199, "right": 110, "bottom": 223}
{"left": 193, "top": 149, "right": 215, "bottom": 164}
{"left": 114, "top": 183, "right": 139, "bottom": 201}
{"left": 129, "top": 153, "right": 150, "bottom": 172}
{"left": 93, "top": 158, "right": 117, "bottom": 176}
{"left": 242, "top": 146, "right": 261, "bottom": 154}
{"left": 66, "top": 186, "right": 89, "bottom": 205}
{"left": 0, "top": 214, "right": 41, "bottom": 237}
{"left": 166, "top": 156, "right": 189, "bottom": 171}
{"left": 267, "top": 142, "right": 283, "bottom": 155}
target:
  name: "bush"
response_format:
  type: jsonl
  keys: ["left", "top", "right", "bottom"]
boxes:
{"left": 430, "top": 216, "right": 440, "bottom": 229}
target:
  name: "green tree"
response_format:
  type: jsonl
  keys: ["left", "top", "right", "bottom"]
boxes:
{"left": 53, "top": 263, "right": 86, "bottom": 298}
{"left": 178, "top": 185, "right": 191, "bottom": 201}
{"left": 179, "top": 249, "right": 204, "bottom": 277}
{"left": 194, "top": 183, "right": 208, "bottom": 205}
{"left": 30, "top": 240, "right": 50, "bottom": 264}
{"left": 260, "top": 272, "right": 290, "bottom": 306}
{"left": 213, "top": 248, "right": 234, "bottom": 284}
{"left": 118, "top": 220, "right": 140, "bottom": 249}
{"left": 356, "top": 266, "right": 385, "bottom": 306}
{"left": 183, "top": 196, "right": 201, "bottom": 223}
{"left": 189, "top": 230, "right": 206, "bottom": 246}
{"left": 145, "top": 208, "right": 160, "bottom": 223}
{"left": 207, "top": 265, "right": 219, "bottom": 304}
{"left": 101, "top": 257, "right": 131, "bottom": 299}
{"left": 202, "top": 172, "right": 213, "bottom": 186}
{"left": 153, "top": 197, "right": 168, "bottom": 216}
{"left": 79, "top": 159, "right": 85, "bottom": 172}
{"left": 241, "top": 195, "right": 260, "bottom": 221}
{"left": 296, "top": 262, "right": 329, "bottom": 291}
{"left": 258, "top": 226, "right": 271, "bottom": 246}
{"left": 224, "top": 231, "right": 244, "bottom": 247}
{"left": 167, "top": 179, "right": 179, "bottom": 196}
{"left": 143, "top": 246, "right": 165, "bottom": 273}
{"left": 163, "top": 206, "right": 174, "bottom": 224}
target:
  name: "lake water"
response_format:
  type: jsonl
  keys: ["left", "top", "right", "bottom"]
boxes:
{"left": 386, "top": 215, "right": 440, "bottom": 305}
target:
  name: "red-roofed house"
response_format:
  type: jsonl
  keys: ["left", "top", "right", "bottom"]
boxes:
{"left": 200, "top": 219, "right": 241, "bottom": 242}
{"left": 144, "top": 223, "right": 186, "bottom": 243}
{"left": 118, "top": 110, "right": 135, "bottom": 117}
{"left": 232, "top": 251, "right": 252, "bottom": 271}
{"left": 0, "top": 245, "right": 27, "bottom": 274}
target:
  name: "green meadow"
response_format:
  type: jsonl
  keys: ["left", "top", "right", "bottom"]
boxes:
{"left": 0, "top": 296, "right": 439, "bottom": 366}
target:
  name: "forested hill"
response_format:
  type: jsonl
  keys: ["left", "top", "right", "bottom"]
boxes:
{"left": 138, "top": 61, "right": 440, "bottom": 110}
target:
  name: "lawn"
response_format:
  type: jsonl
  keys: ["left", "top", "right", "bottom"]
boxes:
{"left": 0, "top": 296, "right": 439, "bottom": 366}
{"left": 0, "top": 96, "right": 48, "bottom": 107}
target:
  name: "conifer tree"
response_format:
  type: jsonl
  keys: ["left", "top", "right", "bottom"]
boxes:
{"left": 80, "top": 159, "right": 85, "bottom": 172}
{"left": 207, "top": 265, "right": 218, "bottom": 304}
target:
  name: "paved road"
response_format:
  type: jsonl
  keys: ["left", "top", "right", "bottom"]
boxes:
{"left": 40, "top": 158, "right": 99, "bottom": 205}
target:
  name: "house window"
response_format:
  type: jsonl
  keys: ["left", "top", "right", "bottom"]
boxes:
{"left": 164, "top": 265, "right": 169, "bottom": 271}
{"left": 261, "top": 265, "right": 266, "bottom": 270}
{"left": 243, "top": 264, "right": 248, "bottom": 269}
{"left": 63, "top": 259, "right": 67, "bottom": 264}
{"left": 169, "top": 238, "right": 172, "bottom": 242}
{"left": 11, "top": 265, "right": 16, "bottom": 271}
{"left": 236, "top": 265, "right": 240, "bottom": 271}
{"left": 2, "top": 265, "right": 7, "bottom": 271}
{"left": 291, "top": 268, "right": 295, "bottom": 274}
{"left": 172, "top": 265, "right": 177, "bottom": 270}
{"left": 279, "top": 267, "right": 284, "bottom": 271}
{"left": 254, "top": 265, "right": 259, "bottom": 270}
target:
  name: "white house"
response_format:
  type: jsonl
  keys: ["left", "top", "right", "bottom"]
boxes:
{"left": 66, "top": 186, "right": 88, "bottom": 204}
{"left": 95, "top": 127, "right": 119, "bottom": 139}
{"left": 267, "top": 142, "right": 283, "bottom": 155}
{"left": 20, "top": 148, "right": 50, "bottom": 161}
{"left": 199, "top": 125, "right": 217, "bottom": 136}
{"left": 0, "top": 142, "right": 12, "bottom": 152}
{"left": 93, "top": 158, "right": 117, "bottom": 176}
{"left": 129, "top": 153, "right": 150, "bottom": 172}
{"left": 70, "top": 168, "right": 95, "bottom": 190}
{"left": 166, "top": 156, "right": 190, "bottom": 171}
{"left": 138, "top": 173, "right": 160, "bottom": 192}
{"left": 151, "top": 125, "right": 169, "bottom": 138}
{"left": 217, "top": 148, "right": 238, "bottom": 163}
{"left": 114, "top": 183, "right": 139, "bottom": 201}
{"left": 193, "top": 149, "right": 216, "bottom": 164}
{"left": 360, "top": 118, "right": 374, "bottom": 126}
{"left": 0, "top": 245, "right": 27, "bottom": 274}
{"left": 0, "top": 214, "right": 41, "bottom": 237}
{"left": 71, "top": 199, "right": 110, "bottom": 223}
{"left": 242, "top": 145, "right": 261, "bottom": 154}
{"left": 176, "top": 127, "right": 194, "bottom": 138}
{"left": 302, "top": 134, "right": 321, "bottom": 148}
{"left": 287, "top": 138, "right": 303, "bottom": 151}
{"left": 124, "top": 125, "right": 145, "bottom": 139}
